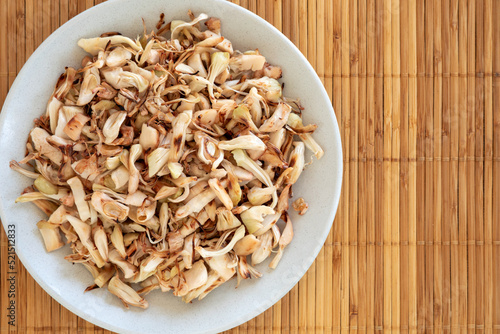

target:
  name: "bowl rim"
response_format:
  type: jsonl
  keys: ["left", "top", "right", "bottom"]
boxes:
{"left": 0, "top": 0, "right": 343, "bottom": 333}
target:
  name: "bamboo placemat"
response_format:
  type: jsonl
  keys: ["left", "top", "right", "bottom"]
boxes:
{"left": 1, "top": 0, "right": 499, "bottom": 333}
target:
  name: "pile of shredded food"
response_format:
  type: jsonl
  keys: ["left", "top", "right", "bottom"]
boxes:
{"left": 10, "top": 11, "right": 323, "bottom": 308}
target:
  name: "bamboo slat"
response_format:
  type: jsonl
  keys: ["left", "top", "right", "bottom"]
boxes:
{"left": 1, "top": 1, "right": 499, "bottom": 333}
{"left": 483, "top": 1, "right": 494, "bottom": 333}
{"left": 442, "top": 0, "right": 452, "bottom": 332}
{"left": 433, "top": 0, "right": 443, "bottom": 332}
{"left": 390, "top": 1, "right": 401, "bottom": 332}
{"left": 332, "top": 0, "right": 343, "bottom": 332}
{"left": 324, "top": 1, "right": 335, "bottom": 333}
{"left": 316, "top": 2, "right": 326, "bottom": 331}
{"left": 398, "top": 0, "right": 409, "bottom": 332}
{"left": 407, "top": 0, "right": 417, "bottom": 332}
{"left": 341, "top": 0, "right": 350, "bottom": 333}
{"left": 357, "top": 0, "right": 367, "bottom": 333}
{"left": 424, "top": 1, "right": 434, "bottom": 332}
{"left": 349, "top": 0, "right": 359, "bottom": 333}
{"left": 382, "top": 0, "right": 392, "bottom": 331}
{"left": 365, "top": 1, "right": 376, "bottom": 333}
{"left": 466, "top": 1, "right": 475, "bottom": 332}
{"left": 475, "top": 0, "right": 485, "bottom": 332}
{"left": 493, "top": 2, "right": 500, "bottom": 333}
{"left": 415, "top": 0, "right": 425, "bottom": 331}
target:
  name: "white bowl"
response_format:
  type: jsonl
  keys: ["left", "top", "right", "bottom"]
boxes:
{"left": 0, "top": 0, "right": 342, "bottom": 333}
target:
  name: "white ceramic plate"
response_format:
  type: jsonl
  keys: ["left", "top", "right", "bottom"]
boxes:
{"left": 0, "top": 0, "right": 342, "bottom": 333}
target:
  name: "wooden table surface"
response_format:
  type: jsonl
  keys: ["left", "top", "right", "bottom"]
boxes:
{"left": 1, "top": 0, "right": 499, "bottom": 333}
